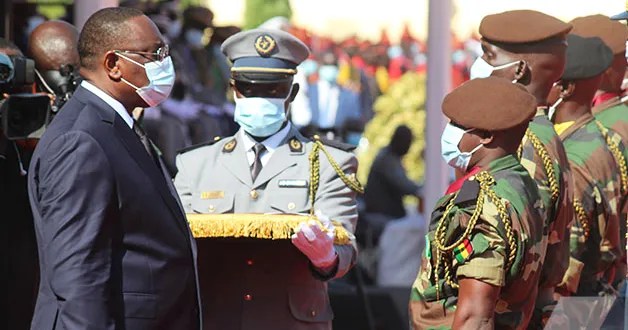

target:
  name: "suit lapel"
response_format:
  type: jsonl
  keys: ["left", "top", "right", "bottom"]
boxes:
{"left": 113, "top": 115, "right": 189, "bottom": 237}
{"left": 252, "top": 127, "right": 303, "bottom": 189}
{"left": 221, "top": 133, "right": 253, "bottom": 187}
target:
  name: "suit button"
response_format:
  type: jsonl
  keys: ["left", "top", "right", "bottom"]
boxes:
{"left": 310, "top": 310, "right": 317, "bottom": 317}
{"left": 246, "top": 259, "right": 254, "bottom": 266}
{"left": 208, "top": 205, "right": 215, "bottom": 213}
{"left": 287, "top": 202, "right": 296, "bottom": 210}
{"left": 244, "top": 294, "right": 253, "bottom": 301}
{"left": 250, "top": 190, "right": 259, "bottom": 200}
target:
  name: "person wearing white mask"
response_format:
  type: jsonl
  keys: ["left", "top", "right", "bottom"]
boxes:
{"left": 474, "top": 10, "right": 576, "bottom": 327}
{"left": 27, "top": 7, "right": 201, "bottom": 329}
{"left": 410, "top": 77, "right": 544, "bottom": 329}
{"left": 174, "top": 28, "right": 362, "bottom": 330}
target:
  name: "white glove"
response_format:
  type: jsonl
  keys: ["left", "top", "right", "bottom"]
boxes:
{"left": 291, "top": 210, "right": 337, "bottom": 268}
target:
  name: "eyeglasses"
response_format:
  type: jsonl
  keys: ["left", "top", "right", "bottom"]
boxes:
{"left": 114, "top": 45, "right": 170, "bottom": 62}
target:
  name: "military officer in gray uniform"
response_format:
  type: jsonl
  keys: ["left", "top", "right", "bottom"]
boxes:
{"left": 174, "top": 28, "right": 361, "bottom": 330}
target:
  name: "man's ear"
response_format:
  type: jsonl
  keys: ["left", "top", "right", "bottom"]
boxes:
{"left": 514, "top": 60, "right": 529, "bottom": 83}
{"left": 104, "top": 51, "right": 122, "bottom": 80}
{"left": 560, "top": 81, "right": 575, "bottom": 99}
{"left": 287, "top": 83, "right": 299, "bottom": 103}
{"left": 478, "top": 130, "right": 494, "bottom": 145}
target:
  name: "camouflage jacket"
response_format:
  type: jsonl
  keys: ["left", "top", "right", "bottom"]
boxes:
{"left": 593, "top": 96, "right": 628, "bottom": 256}
{"left": 410, "top": 155, "right": 545, "bottom": 330}
{"left": 519, "top": 110, "right": 574, "bottom": 289}
{"left": 556, "top": 112, "right": 623, "bottom": 294}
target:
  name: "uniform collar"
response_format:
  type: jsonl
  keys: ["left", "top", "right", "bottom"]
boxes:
{"left": 240, "top": 122, "right": 292, "bottom": 153}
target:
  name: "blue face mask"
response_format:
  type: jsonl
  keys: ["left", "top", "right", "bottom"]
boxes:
{"left": 234, "top": 95, "right": 287, "bottom": 138}
{"left": 440, "top": 123, "right": 483, "bottom": 172}
{"left": 318, "top": 65, "right": 338, "bottom": 83}
{"left": 345, "top": 132, "right": 362, "bottom": 146}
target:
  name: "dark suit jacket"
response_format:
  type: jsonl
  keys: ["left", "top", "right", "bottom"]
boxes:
{"left": 307, "top": 82, "right": 361, "bottom": 130}
{"left": 27, "top": 85, "right": 201, "bottom": 330}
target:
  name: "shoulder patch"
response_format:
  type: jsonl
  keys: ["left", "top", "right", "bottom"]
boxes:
{"left": 453, "top": 177, "right": 480, "bottom": 205}
{"left": 177, "top": 136, "right": 222, "bottom": 154}
{"left": 313, "top": 135, "right": 356, "bottom": 152}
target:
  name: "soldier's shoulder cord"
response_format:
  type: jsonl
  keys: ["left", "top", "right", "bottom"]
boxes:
{"left": 517, "top": 128, "right": 560, "bottom": 204}
{"left": 593, "top": 120, "right": 628, "bottom": 194}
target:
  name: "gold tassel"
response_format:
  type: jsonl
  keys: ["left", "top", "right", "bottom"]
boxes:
{"left": 187, "top": 213, "right": 352, "bottom": 245}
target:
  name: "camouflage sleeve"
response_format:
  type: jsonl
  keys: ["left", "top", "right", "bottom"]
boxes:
{"left": 455, "top": 204, "right": 508, "bottom": 287}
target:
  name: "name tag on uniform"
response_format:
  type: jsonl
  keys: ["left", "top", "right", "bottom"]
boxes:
{"left": 278, "top": 179, "right": 308, "bottom": 188}
{"left": 201, "top": 191, "right": 224, "bottom": 199}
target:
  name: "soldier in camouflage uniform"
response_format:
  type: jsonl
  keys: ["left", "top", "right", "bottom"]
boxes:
{"left": 570, "top": 15, "right": 628, "bottom": 285}
{"left": 473, "top": 10, "right": 575, "bottom": 326}
{"left": 410, "top": 77, "right": 544, "bottom": 329}
{"left": 548, "top": 35, "right": 624, "bottom": 298}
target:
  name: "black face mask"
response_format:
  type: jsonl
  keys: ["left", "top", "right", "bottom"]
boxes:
{"left": 35, "top": 64, "right": 81, "bottom": 113}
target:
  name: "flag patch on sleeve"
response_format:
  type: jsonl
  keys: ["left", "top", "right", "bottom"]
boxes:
{"left": 453, "top": 238, "right": 473, "bottom": 263}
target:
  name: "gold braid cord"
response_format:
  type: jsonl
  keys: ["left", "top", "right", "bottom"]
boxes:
{"left": 432, "top": 171, "right": 517, "bottom": 300}
{"left": 517, "top": 129, "right": 560, "bottom": 204}
{"left": 308, "top": 137, "right": 364, "bottom": 215}
{"left": 187, "top": 213, "right": 352, "bottom": 245}
{"left": 572, "top": 199, "right": 590, "bottom": 240}
{"left": 594, "top": 120, "right": 628, "bottom": 194}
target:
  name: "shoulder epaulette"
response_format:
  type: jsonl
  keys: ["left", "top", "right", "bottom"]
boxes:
{"left": 177, "top": 136, "right": 222, "bottom": 155}
{"left": 454, "top": 177, "right": 480, "bottom": 205}
{"left": 313, "top": 135, "right": 356, "bottom": 152}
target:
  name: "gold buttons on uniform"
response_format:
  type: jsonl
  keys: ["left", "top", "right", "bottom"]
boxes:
{"left": 208, "top": 205, "right": 215, "bottom": 213}
{"left": 310, "top": 310, "right": 317, "bottom": 317}
{"left": 244, "top": 294, "right": 253, "bottom": 301}
{"left": 246, "top": 259, "right": 254, "bottom": 266}
{"left": 287, "top": 202, "right": 296, "bottom": 210}
{"left": 250, "top": 190, "right": 259, "bottom": 200}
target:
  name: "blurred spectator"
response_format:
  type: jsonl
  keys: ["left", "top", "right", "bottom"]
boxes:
{"left": 364, "top": 125, "right": 421, "bottom": 221}
{"left": 307, "top": 51, "right": 362, "bottom": 140}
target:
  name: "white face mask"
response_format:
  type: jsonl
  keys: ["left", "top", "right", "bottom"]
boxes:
{"left": 470, "top": 57, "right": 521, "bottom": 82}
{"left": 117, "top": 54, "right": 176, "bottom": 107}
{"left": 547, "top": 82, "right": 564, "bottom": 121}
{"left": 440, "top": 123, "right": 483, "bottom": 172}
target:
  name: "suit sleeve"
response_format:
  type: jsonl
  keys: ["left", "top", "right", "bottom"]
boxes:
{"left": 36, "top": 131, "right": 116, "bottom": 329}
{"left": 315, "top": 150, "right": 359, "bottom": 279}
{"left": 379, "top": 154, "right": 420, "bottom": 196}
{"left": 174, "top": 153, "right": 193, "bottom": 213}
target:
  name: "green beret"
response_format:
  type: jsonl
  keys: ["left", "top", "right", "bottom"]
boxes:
{"left": 570, "top": 15, "right": 628, "bottom": 55}
{"left": 442, "top": 77, "right": 536, "bottom": 131}
{"left": 562, "top": 34, "right": 613, "bottom": 81}
{"left": 221, "top": 28, "right": 309, "bottom": 81}
{"left": 480, "top": 10, "right": 572, "bottom": 44}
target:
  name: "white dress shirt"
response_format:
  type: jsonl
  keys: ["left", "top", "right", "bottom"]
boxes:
{"left": 240, "top": 122, "right": 292, "bottom": 167}
{"left": 81, "top": 80, "right": 134, "bottom": 128}
{"left": 316, "top": 80, "right": 339, "bottom": 129}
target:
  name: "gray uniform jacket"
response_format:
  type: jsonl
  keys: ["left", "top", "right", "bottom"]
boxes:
{"left": 174, "top": 125, "right": 358, "bottom": 330}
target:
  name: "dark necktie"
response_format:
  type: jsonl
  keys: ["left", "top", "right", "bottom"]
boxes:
{"left": 250, "top": 143, "right": 266, "bottom": 181}
{"left": 133, "top": 121, "right": 159, "bottom": 166}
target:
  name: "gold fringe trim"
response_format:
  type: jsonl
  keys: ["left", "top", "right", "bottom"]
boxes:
{"left": 187, "top": 213, "right": 352, "bottom": 245}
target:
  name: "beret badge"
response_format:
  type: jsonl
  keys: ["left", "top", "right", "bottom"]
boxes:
{"left": 254, "top": 34, "right": 277, "bottom": 57}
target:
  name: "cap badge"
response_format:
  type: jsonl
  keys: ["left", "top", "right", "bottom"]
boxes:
{"left": 255, "top": 34, "right": 276, "bottom": 57}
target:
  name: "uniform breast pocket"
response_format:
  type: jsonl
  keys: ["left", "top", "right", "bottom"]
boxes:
{"left": 191, "top": 191, "right": 235, "bottom": 214}
{"left": 269, "top": 190, "right": 310, "bottom": 214}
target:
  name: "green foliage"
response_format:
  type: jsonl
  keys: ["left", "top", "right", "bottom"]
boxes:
{"left": 243, "top": 0, "right": 292, "bottom": 30}
{"left": 357, "top": 72, "right": 426, "bottom": 185}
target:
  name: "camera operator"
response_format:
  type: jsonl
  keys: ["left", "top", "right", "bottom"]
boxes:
{"left": 0, "top": 38, "right": 42, "bottom": 330}
{"left": 28, "top": 20, "right": 80, "bottom": 115}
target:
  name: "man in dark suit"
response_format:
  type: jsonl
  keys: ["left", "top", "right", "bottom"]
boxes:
{"left": 27, "top": 7, "right": 201, "bottom": 329}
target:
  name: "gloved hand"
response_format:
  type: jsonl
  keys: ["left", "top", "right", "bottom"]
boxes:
{"left": 291, "top": 210, "right": 337, "bottom": 269}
